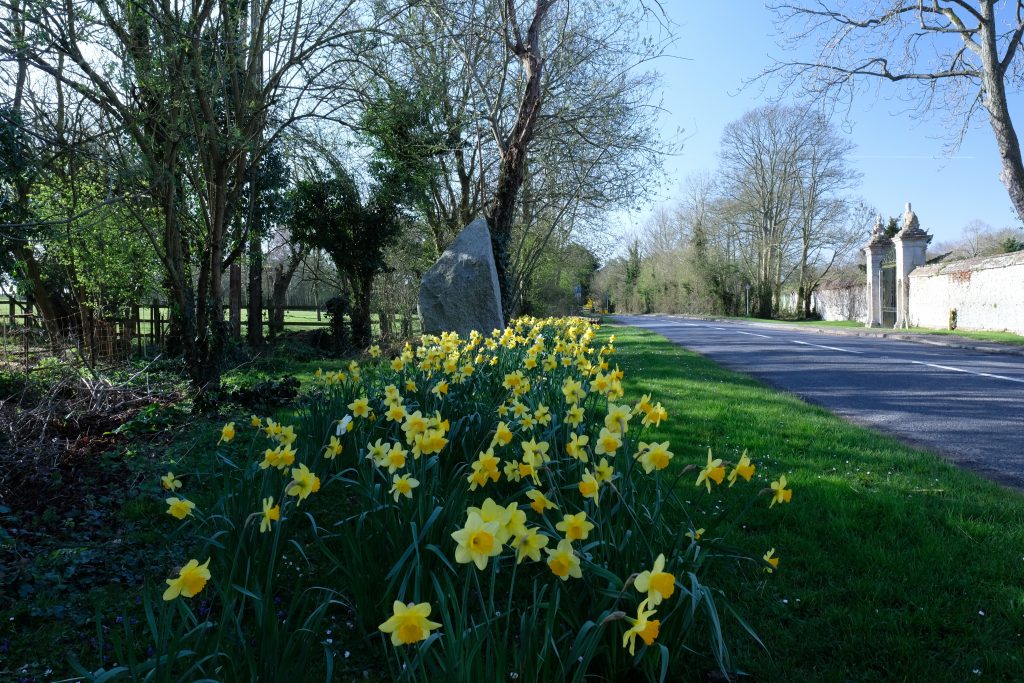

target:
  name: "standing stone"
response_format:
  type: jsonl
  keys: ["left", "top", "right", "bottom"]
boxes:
{"left": 419, "top": 218, "right": 504, "bottom": 337}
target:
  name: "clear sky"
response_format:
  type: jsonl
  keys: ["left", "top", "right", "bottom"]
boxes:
{"left": 622, "top": 2, "right": 1024, "bottom": 246}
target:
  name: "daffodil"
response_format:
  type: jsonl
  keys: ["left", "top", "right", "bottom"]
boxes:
{"left": 526, "top": 489, "right": 558, "bottom": 515}
{"left": 492, "top": 421, "right": 514, "bottom": 448}
{"left": 595, "top": 457, "right": 614, "bottom": 483}
{"left": 260, "top": 496, "right": 280, "bottom": 533}
{"left": 562, "top": 377, "right": 586, "bottom": 403}
{"left": 250, "top": 415, "right": 262, "bottom": 428}
{"left": 565, "top": 404, "right": 585, "bottom": 428}
{"left": 391, "top": 357, "right": 405, "bottom": 372}
{"left": 161, "top": 472, "right": 182, "bottom": 492}
{"left": 604, "top": 403, "right": 632, "bottom": 434}
{"left": 634, "top": 553, "right": 676, "bottom": 606}
{"left": 641, "top": 402, "right": 668, "bottom": 427}
{"left": 512, "top": 527, "right": 550, "bottom": 563}
{"left": 451, "top": 511, "right": 503, "bottom": 570}
{"left": 286, "top": 463, "right": 321, "bottom": 505}
{"left": 431, "top": 380, "right": 448, "bottom": 396}
{"left": 622, "top": 599, "right": 660, "bottom": 655}
{"left": 636, "top": 441, "right": 673, "bottom": 474}
{"left": 162, "top": 558, "right": 211, "bottom": 601}
{"left": 378, "top": 601, "right": 442, "bottom": 646}
{"left": 166, "top": 497, "right": 195, "bottom": 520}
{"left": 545, "top": 539, "right": 582, "bottom": 580}
{"left": 770, "top": 475, "right": 793, "bottom": 507}
{"left": 686, "top": 528, "right": 705, "bottom": 541}
{"left": 728, "top": 451, "right": 756, "bottom": 486}
{"left": 566, "top": 432, "right": 590, "bottom": 462}
{"left": 390, "top": 474, "right": 419, "bottom": 501}
{"left": 556, "top": 511, "right": 594, "bottom": 542}
{"left": 763, "top": 547, "right": 780, "bottom": 573}
{"left": 219, "top": 422, "right": 236, "bottom": 444}
{"left": 348, "top": 397, "right": 371, "bottom": 418}
{"left": 594, "top": 427, "right": 622, "bottom": 456}
{"left": 578, "top": 471, "right": 601, "bottom": 504}
{"left": 324, "top": 436, "right": 343, "bottom": 459}
{"left": 385, "top": 403, "right": 408, "bottom": 423}
{"left": 368, "top": 344, "right": 381, "bottom": 358}
{"left": 695, "top": 449, "right": 726, "bottom": 492}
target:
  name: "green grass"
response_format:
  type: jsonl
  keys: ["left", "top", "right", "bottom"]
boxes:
{"left": 608, "top": 323, "right": 1024, "bottom": 681}
{"left": 726, "top": 316, "right": 1024, "bottom": 345}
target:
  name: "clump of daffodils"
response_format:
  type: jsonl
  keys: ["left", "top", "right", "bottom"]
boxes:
{"left": 154, "top": 316, "right": 787, "bottom": 675}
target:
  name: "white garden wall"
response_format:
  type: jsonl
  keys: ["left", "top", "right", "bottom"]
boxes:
{"left": 811, "top": 284, "right": 867, "bottom": 322}
{"left": 908, "top": 251, "right": 1024, "bottom": 334}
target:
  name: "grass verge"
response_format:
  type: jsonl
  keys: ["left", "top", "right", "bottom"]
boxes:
{"left": 729, "top": 316, "right": 1024, "bottom": 346}
{"left": 608, "top": 323, "right": 1024, "bottom": 681}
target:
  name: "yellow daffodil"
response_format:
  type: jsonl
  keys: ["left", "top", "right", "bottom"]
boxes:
{"left": 695, "top": 449, "right": 726, "bottom": 492}
{"left": 324, "top": 436, "right": 343, "bottom": 459}
{"left": 286, "top": 464, "right": 321, "bottom": 505}
{"left": 728, "top": 451, "right": 756, "bottom": 486}
{"left": 594, "top": 427, "right": 622, "bottom": 456}
{"left": 562, "top": 377, "right": 586, "bottom": 404}
{"left": 641, "top": 403, "right": 668, "bottom": 427}
{"left": 556, "top": 511, "right": 594, "bottom": 542}
{"left": 368, "top": 344, "right": 381, "bottom": 358}
{"left": 218, "top": 421, "right": 236, "bottom": 444}
{"left": 384, "top": 444, "right": 408, "bottom": 473}
{"left": 545, "top": 539, "right": 583, "bottom": 580}
{"left": 686, "top": 528, "right": 705, "bottom": 541}
{"left": 162, "top": 558, "right": 211, "bottom": 601}
{"left": 622, "top": 599, "right": 660, "bottom": 655}
{"left": 431, "top": 380, "right": 448, "bottom": 396}
{"left": 390, "top": 474, "right": 419, "bottom": 501}
{"left": 565, "top": 404, "right": 585, "bottom": 428}
{"left": 385, "top": 403, "right": 408, "bottom": 423}
{"left": 260, "top": 496, "right": 280, "bottom": 533}
{"left": 763, "top": 547, "right": 780, "bottom": 573}
{"left": 521, "top": 438, "right": 550, "bottom": 463}
{"left": 492, "top": 421, "right": 514, "bottom": 448}
{"left": 250, "top": 415, "right": 262, "bottom": 428}
{"left": 604, "top": 403, "right": 632, "bottom": 434}
{"left": 378, "top": 601, "right": 441, "bottom": 646}
{"left": 166, "top": 497, "right": 195, "bottom": 520}
{"left": 451, "top": 511, "right": 503, "bottom": 570}
{"left": 634, "top": 553, "right": 676, "bottom": 607}
{"left": 405, "top": 379, "right": 417, "bottom": 393}
{"left": 391, "top": 357, "right": 405, "bottom": 372}
{"left": 512, "top": 527, "right": 550, "bottom": 563}
{"left": 161, "top": 472, "right": 182, "bottom": 492}
{"left": 636, "top": 441, "right": 673, "bottom": 474}
{"left": 566, "top": 432, "right": 590, "bottom": 462}
{"left": 348, "top": 397, "right": 371, "bottom": 418}
{"left": 578, "top": 471, "right": 601, "bottom": 503}
{"left": 770, "top": 475, "right": 793, "bottom": 508}
{"left": 595, "top": 457, "right": 614, "bottom": 483}
{"left": 526, "top": 489, "right": 558, "bottom": 515}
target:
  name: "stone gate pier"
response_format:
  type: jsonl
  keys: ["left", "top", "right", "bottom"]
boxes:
{"left": 864, "top": 203, "right": 932, "bottom": 328}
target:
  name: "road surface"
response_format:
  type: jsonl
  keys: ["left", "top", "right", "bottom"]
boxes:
{"left": 614, "top": 315, "right": 1024, "bottom": 488}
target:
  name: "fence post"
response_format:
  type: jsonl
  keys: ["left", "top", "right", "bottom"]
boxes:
{"left": 8, "top": 298, "right": 14, "bottom": 326}
{"left": 131, "top": 303, "right": 141, "bottom": 355}
{"left": 229, "top": 264, "right": 242, "bottom": 339}
{"left": 152, "top": 299, "right": 161, "bottom": 343}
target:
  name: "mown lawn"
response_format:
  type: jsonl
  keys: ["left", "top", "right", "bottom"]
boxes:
{"left": 608, "top": 323, "right": 1024, "bottom": 681}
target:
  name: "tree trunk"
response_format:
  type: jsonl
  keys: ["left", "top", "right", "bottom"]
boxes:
{"left": 978, "top": 3, "right": 1024, "bottom": 222}
{"left": 349, "top": 273, "right": 373, "bottom": 349}
{"left": 485, "top": 0, "right": 557, "bottom": 322}
{"left": 247, "top": 226, "right": 263, "bottom": 345}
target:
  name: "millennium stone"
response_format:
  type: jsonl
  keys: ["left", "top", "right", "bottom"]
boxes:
{"left": 418, "top": 217, "right": 504, "bottom": 337}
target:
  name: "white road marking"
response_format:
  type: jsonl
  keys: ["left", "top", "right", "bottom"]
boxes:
{"left": 908, "top": 360, "right": 1024, "bottom": 384}
{"left": 791, "top": 340, "right": 863, "bottom": 355}
{"left": 736, "top": 331, "right": 772, "bottom": 339}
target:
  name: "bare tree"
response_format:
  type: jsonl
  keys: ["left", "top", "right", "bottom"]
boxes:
{"left": 767, "top": 1, "right": 1024, "bottom": 221}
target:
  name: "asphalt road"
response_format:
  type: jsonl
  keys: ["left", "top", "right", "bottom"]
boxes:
{"left": 614, "top": 315, "right": 1024, "bottom": 489}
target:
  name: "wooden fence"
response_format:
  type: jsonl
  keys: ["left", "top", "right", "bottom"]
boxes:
{"left": 1, "top": 296, "right": 418, "bottom": 369}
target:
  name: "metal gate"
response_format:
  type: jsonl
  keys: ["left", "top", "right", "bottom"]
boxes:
{"left": 881, "top": 246, "right": 897, "bottom": 328}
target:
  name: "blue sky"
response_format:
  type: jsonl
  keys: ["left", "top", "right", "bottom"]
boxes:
{"left": 623, "top": 2, "right": 1023, "bottom": 245}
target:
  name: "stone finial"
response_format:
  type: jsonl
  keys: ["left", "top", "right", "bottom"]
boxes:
{"left": 896, "top": 201, "right": 931, "bottom": 241}
{"left": 866, "top": 212, "right": 893, "bottom": 247}
{"left": 902, "top": 202, "right": 919, "bottom": 233}
{"left": 872, "top": 214, "right": 885, "bottom": 236}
